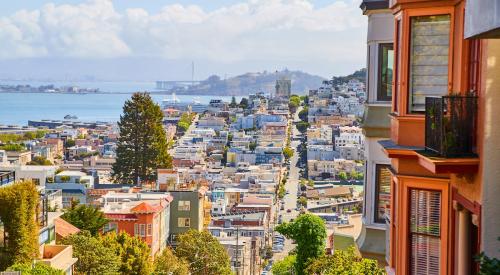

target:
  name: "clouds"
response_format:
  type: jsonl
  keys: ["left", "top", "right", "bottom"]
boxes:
{"left": 0, "top": 0, "right": 367, "bottom": 77}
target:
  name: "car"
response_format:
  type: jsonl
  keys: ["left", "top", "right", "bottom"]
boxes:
{"left": 287, "top": 209, "right": 292, "bottom": 213}
{"left": 280, "top": 205, "right": 285, "bottom": 210}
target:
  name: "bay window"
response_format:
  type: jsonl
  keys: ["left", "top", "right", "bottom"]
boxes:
{"left": 409, "top": 189, "right": 441, "bottom": 275}
{"left": 374, "top": 164, "right": 391, "bottom": 223}
{"left": 408, "top": 15, "right": 451, "bottom": 113}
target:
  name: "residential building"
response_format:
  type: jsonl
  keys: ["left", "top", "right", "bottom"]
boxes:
{"left": 101, "top": 192, "right": 173, "bottom": 256}
{"left": 379, "top": 1, "right": 500, "bottom": 274}
{"left": 356, "top": 0, "right": 394, "bottom": 265}
{"left": 169, "top": 187, "right": 209, "bottom": 244}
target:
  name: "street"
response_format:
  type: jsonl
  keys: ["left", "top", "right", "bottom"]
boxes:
{"left": 271, "top": 106, "right": 303, "bottom": 263}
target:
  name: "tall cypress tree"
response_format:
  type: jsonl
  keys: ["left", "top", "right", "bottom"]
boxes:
{"left": 112, "top": 92, "right": 172, "bottom": 185}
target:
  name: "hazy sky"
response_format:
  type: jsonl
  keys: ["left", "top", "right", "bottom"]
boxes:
{"left": 0, "top": 0, "right": 367, "bottom": 81}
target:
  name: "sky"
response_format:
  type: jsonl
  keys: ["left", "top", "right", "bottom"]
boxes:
{"left": 0, "top": 0, "right": 367, "bottom": 81}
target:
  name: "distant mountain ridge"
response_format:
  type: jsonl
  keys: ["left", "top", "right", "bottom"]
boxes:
{"left": 171, "top": 69, "right": 326, "bottom": 96}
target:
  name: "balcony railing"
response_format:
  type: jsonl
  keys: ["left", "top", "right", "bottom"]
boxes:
{"left": 425, "top": 95, "right": 478, "bottom": 157}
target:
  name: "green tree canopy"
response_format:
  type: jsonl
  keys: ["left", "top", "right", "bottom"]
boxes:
{"left": 60, "top": 231, "right": 120, "bottom": 275}
{"left": 296, "top": 121, "right": 310, "bottom": 134}
{"left": 276, "top": 213, "right": 327, "bottom": 274}
{"left": 0, "top": 143, "right": 25, "bottom": 152}
{"left": 154, "top": 247, "right": 189, "bottom": 275}
{"left": 61, "top": 203, "right": 108, "bottom": 236}
{"left": 272, "top": 255, "right": 296, "bottom": 275}
{"left": 298, "top": 107, "right": 308, "bottom": 122}
{"left": 0, "top": 181, "right": 39, "bottom": 270}
{"left": 175, "top": 230, "right": 232, "bottom": 275}
{"left": 338, "top": 171, "right": 348, "bottom": 181}
{"left": 289, "top": 95, "right": 301, "bottom": 113}
{"left": 248, "top": 141, "right": 257, "bottom": 151}
{"left": 230, "top": 96, "right": 238, "bottom": 108}
{"left": 298, "top": 196, "right": 307, "bottom": 207}
{"left": 283, "top": 147, "right": 294, "bottom": 160}
{"left": 28, "top": 156, "right": 53, "bottom": 165}
{"left": 177, "top": 121, "right": 190, "bottom": 132}
{"left": 112, "top": 92, "right": 172, "bottom": 185}
{"left": 239, "top": 97, "right": 249, "bottom": 109}
{"left": 7, "top": 262, "right": 64, "bottom": 275}
{"left": 305, "top": 247, "right": 385, "bottom": 275}
{"left": 101, "top": 232, "right": 152, "bottom": 275}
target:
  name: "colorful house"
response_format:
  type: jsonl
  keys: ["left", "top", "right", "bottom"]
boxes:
{"left": 378, "top": 0, "right": 500, "bottom": 274}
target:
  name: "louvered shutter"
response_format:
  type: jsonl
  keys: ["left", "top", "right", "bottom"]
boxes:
{"left": 409, "top": 189, "right": 441, "bottom": 275}
{"left": 409, "top": 15, "right": 451, "bottom": 112}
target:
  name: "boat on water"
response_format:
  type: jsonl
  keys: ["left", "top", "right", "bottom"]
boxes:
{"left": 64, "top": 115, "right": 78, "bottom": 119}
{"left": 161, "top": 93, "right": 208, "bottom": 113}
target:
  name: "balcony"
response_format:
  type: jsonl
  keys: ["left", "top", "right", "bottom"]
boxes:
{"left": 425, "top": 95, "right": 477, "bottom": 157}
{"left": 418, "top": 95, "right": 479, "bottom": 173}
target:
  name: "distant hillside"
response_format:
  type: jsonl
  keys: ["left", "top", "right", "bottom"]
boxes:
{"left": 171, "top": 69, "right": 325, "bottom": 96}
{"left": 327, "top": 68, "right": 366, "bottom": 86}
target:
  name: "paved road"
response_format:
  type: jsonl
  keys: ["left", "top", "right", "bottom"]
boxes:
{"left": 271, "top": 106, "right": 303, "bottom": 264}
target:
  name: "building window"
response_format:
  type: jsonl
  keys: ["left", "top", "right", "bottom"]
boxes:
{"left": 178, "top": 218, "right": 191, "bottom": 227}
{"left": 408, "top": 14, "right": 451, "bottom": 113}
{"left": 374, "top": 164, "right": 391, "bottom": 223}
{"left": 409, "top": 189, "right": 441, "bottom": 275}
{"left": 378, "top": 43, "right": 394, "bottom": 101}
{"left": 147, "top": 224, "right": 152, "bottom": 236}
{"left": 139, "top": 224, "right": 146, "bottom": 237}
{"left": 104, "top": 222, "right": 118, "bottom": 233}
{"left": 178, "top": 201, "right": 191, "bottom": 211}
{"left": 394, "top": 18, "right": 401, "bottom": 113}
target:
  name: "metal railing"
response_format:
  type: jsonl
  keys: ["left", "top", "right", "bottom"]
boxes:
{"left": 425, "top": 95, "right": 478, "bottom": 157}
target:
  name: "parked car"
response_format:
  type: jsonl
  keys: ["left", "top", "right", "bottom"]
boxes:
{"left": 287, "top": 209, "right": 292, "bottom": 213}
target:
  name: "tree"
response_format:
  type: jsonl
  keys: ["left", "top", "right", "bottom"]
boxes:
{"left": 300, "top": 95, "right": 309, "bottom": 105}
{"left": 307, "top": 179, "right": 315, "bottom": 187}
{"left": 230, "top": 96, "right": 238, "bottom": 108}
{"left": 7, "top": 262, "right": 64, "bottom": 275}
{"left": 289, "top": 95, "right": 301, "bottom": 113}
{"left": 112, "top": 92, "right": 172, "bottom": 185}
{"left": 298, "top": 196, "right": 307, "bottom": 207}
{"left": 276, "top": 213, "right": 327, "bottom": 274}
{"left": 338, "top": 171, "right": 348, "bottom": 181}
{"left": 177, "top": 121, "right": 190, "bottom": 132}
{"left": 28, "top": 156, "right": 53, "bottom": 165}
{"left": 283, "top": 147, "right": 294, "bottom": 160}
{"left": 296, "top": 121, "right": 310, "bottom": 134}
{"left": 248, "top": 141, "right": 257, "bottom": 151}
{"left": 0, "top": 181, "right": 39, "bottom": 270}
{"left": 475, "top": 237, "right": 500, "bottom": 275}
{"left": 239, "top": 97, "right": 249, "bottom": 109}
{"left": 305, "top": 247, "right": 385, "bottom": 275}
{"left": 298, "top": 107, "right": 308, "bottom": 122}
{"left": 101, "top": 232, "right": 152, "bottom": 275}
{"left": 61, "top": 231, "right": 120, "bottom": 275}
{"left": 261, "top": 245, "right": 274, "bottom": 260}
{"left": 61, "top": 202, "right": 108, "bottom": 236}
{"left": 175, "top": 230, "right": 232, "bottom": 275}
{"left": 154, "top": 247, "right": 189, "bottom": 275}
{"left": 272, "top": 255, "right": 296, "bottom": 275}
{"left": 0, "top": 143, "right": 25, "bottom": 152}
{"left": 65, "top": 139, "right": 76, "bottom": 147}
